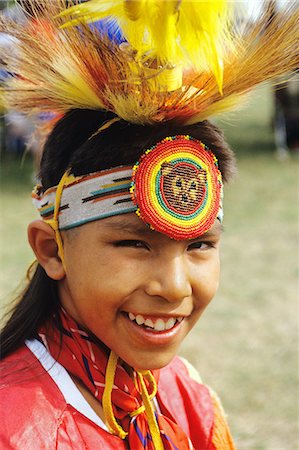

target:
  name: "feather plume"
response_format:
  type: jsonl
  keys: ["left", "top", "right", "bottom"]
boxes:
{"left": 59, "top": 0, "right": 232, "bottom": 91}
{"left": 0, "top": 0, "right": 298, "bottom": 125}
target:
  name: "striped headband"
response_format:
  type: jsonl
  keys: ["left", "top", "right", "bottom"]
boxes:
{"left": 32, "top": 135, "right": 223, "bottom": 240}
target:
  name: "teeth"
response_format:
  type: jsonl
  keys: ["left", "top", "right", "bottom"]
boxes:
{"left": 127, "top": 313, "right": 184, "bottom": 331}
{"left": 154, "top": 319, "right": 166, "bottom": 331}
{"left": 135, "top": 314, "right": 145, "bottom": 325}
{"left": 144, "top": 318, "right": 154, "bottom": 328}
{"left": 165, "top": 318, "right": 176, "bottom": 330}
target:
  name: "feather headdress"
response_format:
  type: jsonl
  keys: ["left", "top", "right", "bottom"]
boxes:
{"left": 0, "top": 0, "right": 298, "bottom": 126}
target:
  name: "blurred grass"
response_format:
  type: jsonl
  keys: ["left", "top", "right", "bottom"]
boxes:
{"left": 0, "top": 156, "right": 36, "bottom": 304}
{"left": 1, "top": 85, "right": 299, "bottom": 449}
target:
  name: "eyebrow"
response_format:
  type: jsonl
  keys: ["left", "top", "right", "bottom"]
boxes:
{"left": 200, "top": 223, "right": 223, "bottom": 238}
{"left": 187, "top": 224, "right": 223, "bottom": 242}
{"left": 100, "top": 219, "right": 154, "bottom": 236}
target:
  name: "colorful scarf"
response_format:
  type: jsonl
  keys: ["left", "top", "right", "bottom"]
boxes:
{"left": 39, "top": 308, "right": 194, "bottom": 449}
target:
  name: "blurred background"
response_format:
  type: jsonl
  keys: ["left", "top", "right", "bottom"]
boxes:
{"left": 0, "top": 1, "right": 298, "bottom": 449}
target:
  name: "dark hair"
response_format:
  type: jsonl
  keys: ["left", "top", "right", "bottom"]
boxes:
{"left": 1, "top": 109, "right": 236, "bottom": 359}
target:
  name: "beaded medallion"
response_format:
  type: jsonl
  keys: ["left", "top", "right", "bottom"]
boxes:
{"left": 131, "top": 135, "right": 222, "bottom": 239}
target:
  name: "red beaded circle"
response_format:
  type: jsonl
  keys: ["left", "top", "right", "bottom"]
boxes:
{"left": 131, "top": 135, "right": 222, "bottom": 239}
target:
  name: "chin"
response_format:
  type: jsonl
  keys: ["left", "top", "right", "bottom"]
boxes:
{"left": 125, "top": 352, "right": 176, "bottom": 372}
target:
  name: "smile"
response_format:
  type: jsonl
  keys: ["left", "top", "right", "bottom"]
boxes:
{"left": 127, "top": 312, "right": 183, "bottom": 332}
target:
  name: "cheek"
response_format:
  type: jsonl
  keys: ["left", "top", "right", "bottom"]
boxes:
{"left": 193, "top": 256, "right": 220, "bottom": 307}
{"left": 60, "top": 249, "right": 143, "bottom": 317}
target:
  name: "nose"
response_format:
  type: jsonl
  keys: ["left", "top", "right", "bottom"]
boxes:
{"left": 145, "top": 256, "right": 192, "bottom": 303}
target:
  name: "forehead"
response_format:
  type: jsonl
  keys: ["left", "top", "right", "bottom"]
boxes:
{"left": 92, "top": 213, "right": 222, "bottom": 239}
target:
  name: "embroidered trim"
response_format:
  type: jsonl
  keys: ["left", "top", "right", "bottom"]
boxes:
{"left": 32, "top": 166, "right": 135, "bottom": 231}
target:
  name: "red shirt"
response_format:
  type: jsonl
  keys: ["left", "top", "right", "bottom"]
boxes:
{"left": 0, "top": 344, "right": 235, "bottom": 449}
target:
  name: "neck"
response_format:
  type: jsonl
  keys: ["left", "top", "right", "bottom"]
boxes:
{"left": 70, "top": 373, "right": 106, "bottom": 422}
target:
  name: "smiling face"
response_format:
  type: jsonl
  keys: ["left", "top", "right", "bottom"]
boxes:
{"left": 59, "top": 214, "right": 221, "bottom": 370}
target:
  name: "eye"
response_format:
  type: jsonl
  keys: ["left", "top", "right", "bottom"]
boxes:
{"left": 190, "top": 181, "right": 197, "bottom": 190}
{"left": 187, "top": 241, "right": 215, "bottom": 251}
{"left": 113, "top": 240, "right": 148, "bottom": 249}
{"left": 176, "top": 179, "right": 182, "bottom": 187}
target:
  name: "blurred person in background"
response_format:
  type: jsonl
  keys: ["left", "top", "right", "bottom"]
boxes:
{"left": 273, "top": 71, "right": 299, "bottom": 159}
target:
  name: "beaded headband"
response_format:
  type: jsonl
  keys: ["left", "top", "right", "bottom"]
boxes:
{"left": 33, "top": 136, "right": 223, "bottom": 240}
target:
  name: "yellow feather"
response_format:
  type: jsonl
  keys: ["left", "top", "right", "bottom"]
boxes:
{"left": 124, "top": 0, "right": 146, "bottom": 21}
{"left": 0, "top": 0, "right": 298, "bottom": 126}
{"left": 177, "top": 1, "right": 231, "bottom": 94}
{"left": 60, "top": 0, "right": 232, "bottom": 92}
{"left": 51, "top": 55, "right": 105, "bottom": 110}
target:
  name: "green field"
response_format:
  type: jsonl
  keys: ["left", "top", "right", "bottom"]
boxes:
{"left": 1, "top": 85, "right": 298, "bottom": 449}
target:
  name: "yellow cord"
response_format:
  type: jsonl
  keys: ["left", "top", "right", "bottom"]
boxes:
{"left": 137, "top": 371, "right": 164, "bottom": 450}
{"left": 102, "top": 351, "right": 163, "bottom": 449}
{"left": 130, "top": 404, "right": 145, "bottom": 417}
{"left": 45, "top": 169, "right": 70, "bottom": 273}
{"left": 102, "top": 351, "right": 128, "bottom": 439}
{"left": 130, "top": 371, "right": 157, "bottom": 418}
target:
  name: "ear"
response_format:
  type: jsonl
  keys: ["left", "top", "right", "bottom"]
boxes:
{"left": 27, "top": 220, "right": 65, "bottom": 280}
